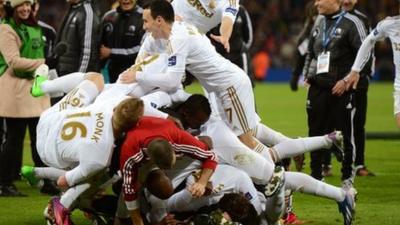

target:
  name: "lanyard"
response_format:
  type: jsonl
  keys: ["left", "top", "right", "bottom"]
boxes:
{"left": 322, "top": 11, "right": 346, "bottom": 50}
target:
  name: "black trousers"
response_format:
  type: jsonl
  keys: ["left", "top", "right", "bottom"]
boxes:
{"left": 353, "top": 86, "right": 368, "bottom": 167}
{"left": 306, "top": 84, "right": 355, "bottom": 181}
{"left": 322, "top": 86, "right": 369, "bottom": 169}
{"left": 0, "top": 117, "right": 45, "bottom": 185}
{"left": 0, "top": 117, "right": 5, "bottom": 147}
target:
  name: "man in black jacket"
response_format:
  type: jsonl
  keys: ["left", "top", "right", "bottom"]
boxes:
{"left": 56, "top": 0, "right": 101, "bottom": 75}
{"left": 100, "top": 0, "right": 145, "bottom": 83}
{"left": 341, "top": 0, "right": 375, "bottom": 177}
{"left": 303, "top": 0, "right": 368, "bottom": 188}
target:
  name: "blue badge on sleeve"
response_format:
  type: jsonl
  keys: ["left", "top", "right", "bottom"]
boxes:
{"left": 225, "top": 7, "right": 238, "bottom": 16}
{"left": 373, "top": 29, "right": 379, "bottom": 36}
{"left": 244, "top": 192, "right": 253, "bottom": 200}
{"left": 150, "top": 102, "right": 157, "bottom": 108}
{"left": 168, "top": 56, "right": 177, "bottom": 66}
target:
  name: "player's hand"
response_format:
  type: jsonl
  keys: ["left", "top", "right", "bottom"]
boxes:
{"left": 331, "top": 79, "right": 347, "bottom": 96}
{"left": 188, "top": 182, "right": 206, "bottom": 198}
{"left": 290, "top": 75, "right": 299, "bottom": 91}
{"left": 99, "top": 45, "right": 111, "bottom": 60}
{"left": 57, "top": 175, "right": 69, "bottom": 190}
{"left": 210, "top": 34, "right": 230, "bottom": 53}
{"left": 344, "top": 70, "right": 360, "bottom": 90}
{"left": 119, "top": 69, "right": 137, "bottom": 84}
{"left": 197, "top": 136, "right": 213, "bottom": 149}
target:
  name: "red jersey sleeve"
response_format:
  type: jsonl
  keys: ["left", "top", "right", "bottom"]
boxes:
{"left": 120, "top": 133, "right": 144, "bottom": 210}
{"left": 172, "top": 125, "right": 218, "bottom": 171}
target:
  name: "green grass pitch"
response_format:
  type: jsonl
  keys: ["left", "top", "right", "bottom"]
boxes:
{"left": 0, "top": 82, "right": 399, "bottom": 225}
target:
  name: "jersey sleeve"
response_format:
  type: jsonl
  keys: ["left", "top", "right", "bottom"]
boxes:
{"left": 136, "top": 36, "right": 188, "bottom": 92}
{"left": 222, "top": 0, "right": 240, "bottom": 23}
{"left": 351, "top": 17, "right": 393, "bottom": 72}
{"left": 372, "top": 17, "right": 393, "bottom": 40}
{"left": 120, "top": 135, "right": 145, "bottom": 210}
{"left": 171, "top": 124, "right": 218, "bottom": 170}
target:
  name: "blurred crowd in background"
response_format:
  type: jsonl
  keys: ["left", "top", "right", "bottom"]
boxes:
{"left": 37, "top": 0, "right": 400, "bottom": 80}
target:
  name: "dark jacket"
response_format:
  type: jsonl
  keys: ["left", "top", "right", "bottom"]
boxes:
{"left": 304, "top": 10, "right": 368, "bottom": 88}
{"left": 100, "top": 5, "right": 144, "bottom": 82}
{"left": 38, "top": 21, "right": 56, "bottom": 67}
{"left": 351, "top": 9, "right": 373, "bottom": 89}
{"left": 56, "top": 0, "right": 101, "bottom": 75}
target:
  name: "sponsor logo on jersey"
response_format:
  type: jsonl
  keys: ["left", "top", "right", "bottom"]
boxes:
{"left": 168, "top": 56, "right": 177, "bottom": 66}
{"left": 187, "top": 0, "right": 214, "bottom": 18}
{"left": 225, "top": 7, "right": 238, "bottom": 16}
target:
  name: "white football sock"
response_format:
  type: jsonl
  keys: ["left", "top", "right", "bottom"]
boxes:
{"left": 41, "top": 72, "right": 85, "bottom": 94}
{"left": 255, "top": 123, "right": 290, "bottom": 146}
{"left": 285, "top": 172, "right": 345, "bottom": 202}
{"left": 34, "top": 167, "right": 66, "bottom": 181}
{"left": 273, "top": 136, "right": 331, "bottom": 160}
{"left": 60, "top": 183, "right": 91, "bottom": 209}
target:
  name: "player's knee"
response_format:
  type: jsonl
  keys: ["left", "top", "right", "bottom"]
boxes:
{"left": 85, "top": 72, "right": 104, "bottom": 92}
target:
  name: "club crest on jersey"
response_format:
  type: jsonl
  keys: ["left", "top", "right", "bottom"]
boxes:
{"left": 225, "top": 7, "right": 238, "bottom": 16}
{"left": 168, "top": 56, "right": 177, "bottom": 66}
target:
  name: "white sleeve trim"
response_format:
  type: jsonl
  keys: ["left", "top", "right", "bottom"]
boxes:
{"left": 79, "top": 3, "right": 94, "bottom": 72}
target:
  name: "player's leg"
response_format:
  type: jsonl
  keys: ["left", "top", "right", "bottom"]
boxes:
{"left": 254, "top": 123, "right": 291, "bottom": 146}
{"left": 216, "top": 80, "right": 275, "bottom": 163}
{"left": 34, "top": 72, "right": 86, "bottom": 96}
{"left": 21, "top": 166, "right": 65, "bottom": 186}
{"left": 48, "top": 171, "right": 113, "bottom": 225}
{"left": 271, "top": 131, "right": 343, "bottom": 162}
{"left": 285, "top": 171, "right": 356, "bottom": 225}
{"left": 32, "top": 71, "right": 104, "bottom": 107}
{"left": 202, "top": 119, "right": 274, "bottom": 184}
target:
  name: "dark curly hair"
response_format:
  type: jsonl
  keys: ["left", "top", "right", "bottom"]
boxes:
{"left": 219, "top": 193, "right": 261, "bottom": 225}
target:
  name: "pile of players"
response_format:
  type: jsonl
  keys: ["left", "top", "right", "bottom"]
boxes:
{"left": 19, "top": 0, "right": 365, "bottom": 225}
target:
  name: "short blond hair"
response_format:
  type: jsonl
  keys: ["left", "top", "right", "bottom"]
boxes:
{"left": 113, "top": 97, "right": 144, "bottom": 135}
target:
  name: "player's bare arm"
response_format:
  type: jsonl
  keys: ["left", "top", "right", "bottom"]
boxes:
{"left": 210, "top": 16, "right": 234, "bottom": 53}
{"left": 188, "top": 167, "right": 214, "bottom": 197}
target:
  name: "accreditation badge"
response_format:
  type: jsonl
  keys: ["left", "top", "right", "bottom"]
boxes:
{"left": 317, "top": 51, "right": 330, "bottom": 74}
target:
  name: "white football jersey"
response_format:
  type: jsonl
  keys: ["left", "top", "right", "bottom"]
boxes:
{"left": 137, "top": 22, "right": 245, "bottom": 92}
{"left": 171, "top": 0, "right": 239, "bottom": 33}
{"left": 353, "top": 16, "right": 400, "bottom": 91}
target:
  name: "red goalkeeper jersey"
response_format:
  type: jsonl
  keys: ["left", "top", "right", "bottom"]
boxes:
{"left": 120, "top": 116, "right": 217, "bottom": 209}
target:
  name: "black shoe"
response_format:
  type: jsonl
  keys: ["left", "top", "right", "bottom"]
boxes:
{"left": 40, "top": 179, "right": 60, "bottom": 196}
{"left": 0, "top": 184, "right": 27, "bottom": 197}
